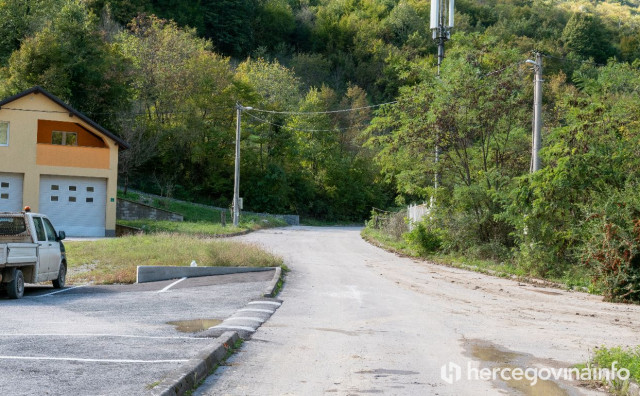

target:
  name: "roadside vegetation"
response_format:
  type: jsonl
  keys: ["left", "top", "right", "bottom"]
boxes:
{"left": 65, "top": 234, "right": 283, "bottom": 284}
{"left": 117, "top": 190, "right": 288, "bottom": 236}
{"left": 581, "top": 346, "right": 640, "bottom": 394}
{"left": 363, "top": 211, "right": 595, "bottom": 292}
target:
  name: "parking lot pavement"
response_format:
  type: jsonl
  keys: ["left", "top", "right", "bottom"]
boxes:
{"left": 0, "top": 270, "right": 275, "bottom": 396}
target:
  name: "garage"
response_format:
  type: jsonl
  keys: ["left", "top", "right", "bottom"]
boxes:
{"left": 0, "top": 172, "right": 23, "bottom": 212}
{"left": 39, "top": 175, "right": 107, "bottom": 237}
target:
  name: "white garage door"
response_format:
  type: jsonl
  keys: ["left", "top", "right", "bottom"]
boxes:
{"left": 39, "top": 175, "right": 107, "bottom": 237}
{"left": 0, "top": 172, "right": 23, "bottom": 212}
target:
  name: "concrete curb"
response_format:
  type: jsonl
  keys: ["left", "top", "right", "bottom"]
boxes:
{"left": 136, "top": 266, "right": 274, "bottom": 283}
{"left": 150, "top": 331, "right": 239, "bottom": 396}
{"left": 263, "top": 266, "right": 282, "bottom": 297}
{"left": 200, "top": 297, "right": 283, "bottom": 340}
{"left": 627, "top": 381, "right": 639, "bottom": 396}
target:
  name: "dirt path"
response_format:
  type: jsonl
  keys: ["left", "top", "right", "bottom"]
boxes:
{"left": 195, "top": 227, "right": 639, "bottom": 395}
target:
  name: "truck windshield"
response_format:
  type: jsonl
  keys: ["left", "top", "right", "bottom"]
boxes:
{"left": 0, "top": 216, "right": 27, "bottom": 236}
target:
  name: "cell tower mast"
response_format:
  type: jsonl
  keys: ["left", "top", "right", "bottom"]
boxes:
{"left": 430, "top": 0, "right": 454, "bottom": 196}
{"left": 430, "top": 0, "right": 455, "bottom": 76}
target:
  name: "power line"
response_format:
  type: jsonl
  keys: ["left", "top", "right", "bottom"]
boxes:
{"left": 0, "top": 107, "right": 69, "bottom": 114}
{"left": 541, "top": 53, "right": 606, "bottom": 67}
{"left": 0, "top": 106, "right": 235, "bottom": 117}
{"left": 244, "top": 111, "right": 363, "bottom": 133}
{"left": 247, "top": 101, "right": 398, "bottom": 115}
{"left": 481, "top": 61, "right": 526, "bottom": 78}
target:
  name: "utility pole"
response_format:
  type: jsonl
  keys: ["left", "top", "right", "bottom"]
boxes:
{"left": 430, "top": 0, "right": 455, "bottom": 196}
{"left": 233, "top": 103, "right": 252, "bottom": 226}
{"left": 526, "top": 53, "right": 543, "bottom": 173}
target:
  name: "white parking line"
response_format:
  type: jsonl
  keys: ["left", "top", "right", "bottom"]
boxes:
{"left": 0, "top": 356, "right": 188, "bottom": 363}
{"left": 35, "top": 285, "right": 86, "bottom": 297}
{"left": 158, "top": 277, "right": 187, "bottom": 293}
{"left": 0, "top": 333, "right": 209, "bottom": 340}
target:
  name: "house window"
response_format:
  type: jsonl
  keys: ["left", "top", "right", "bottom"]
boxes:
{"left": 86, "top": 197, "right": 93, "bottom": 203}
{"left": 51, "top": 196, "right": 58, "bottom": 202}
{"left": 87, "top": 187, "right": 94, "bottom": 193}
{"left": 1, "top": 182, "right": 8, "bottom": 188}
{"left": 51, "top": 185, "right": 59, "bottom": 191}
{"left": 52, "top": 131, "right": 77, "bottom": 146}
{"left": 69, "top": 186, "right": 77, "bottom": 191}
{"left": 0, "top": 193, "right": 8, "bottom": 199}
{"left": 0, "top": 122, "right": 8, "bottom": 146}
{"left": 69, "top": 197, "right": 76, "bottom": 202}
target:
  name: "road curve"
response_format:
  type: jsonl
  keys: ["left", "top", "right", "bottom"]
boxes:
{"left": 195, "top": 226, "right": 640, "bottom": 395}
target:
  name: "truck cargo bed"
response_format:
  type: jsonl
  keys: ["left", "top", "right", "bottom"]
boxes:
{"left": 0, "top": 243, "right": 38, "bottom": 267}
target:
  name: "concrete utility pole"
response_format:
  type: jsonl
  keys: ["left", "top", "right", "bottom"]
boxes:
{"left": 233, "top": 103, "right": 252, "bottom": 226}
{"left": 526, "top": 53, "right": 543, "bottom": 173}
{"left": 430, "top": 0, "right": 455, "bottom": 196}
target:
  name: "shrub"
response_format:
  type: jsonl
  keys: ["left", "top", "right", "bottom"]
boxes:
{"left": 403, "top": 220, "right": 443, "bottom": 255}
{"left": 581, "top": 185, "right": 640, "bottom": 303}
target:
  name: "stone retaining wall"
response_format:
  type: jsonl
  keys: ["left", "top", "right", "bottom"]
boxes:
{"left": 116, "top": 198, "right": 183, "bottom": 222}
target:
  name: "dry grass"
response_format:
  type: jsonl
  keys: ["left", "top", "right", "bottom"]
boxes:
{"left": 65, "top": 233, "right": 283, "bottom": 284}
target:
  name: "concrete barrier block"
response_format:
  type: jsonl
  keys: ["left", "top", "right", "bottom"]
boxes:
{"left": 136, "top": 265, "right": 274, "bottom": 283}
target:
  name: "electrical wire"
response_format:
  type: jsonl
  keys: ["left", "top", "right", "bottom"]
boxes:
{"left": 243, "top": 111, "right": 363, "bottom": 132}
{"left": 541, "top": 53, "right": 606, "bottom": 67}
{"left": 0, "top": 107, "right": 69, "bottom": 114}
{"left": 481, "top": 61, "right": 526, "bottom": 77}
{"left": 247, "top": 101, "right": 398, "bottom": 115}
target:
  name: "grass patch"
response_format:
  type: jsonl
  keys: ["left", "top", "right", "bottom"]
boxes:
{"left": 593, "top": 346, "right": 640, "bottom": 382}
{"left": 66, "top": 233, "right": 283, "bottom": 284}
{"left": 117, "top": 190, "right": 288, "bottom": 235}
{"left": 119, "top": 217, "right": 286, "bottom": 236}
{"left": 580, "top": 346, "right": 640, "bottom": 394}
{"left": 145, "top": 381, "right": 161, "bottom": 390}
{"left": 118, "top": 189, "right": 288, "bottom": 226}
{"left": 119, "top": 219, "right": 246, "bottom": 236}
{"left": 361, "top": 227, "right": 418, "bottom": 256}
{"left": 152, "top": 199, "right": 223, "bottom": 223}
{"left": 361, "top": 226, "right": 593, "bottom": 290}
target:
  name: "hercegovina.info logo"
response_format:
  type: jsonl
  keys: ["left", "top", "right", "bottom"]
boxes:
{"left": 440, "top": 361, "right": 630, "bottom": 386}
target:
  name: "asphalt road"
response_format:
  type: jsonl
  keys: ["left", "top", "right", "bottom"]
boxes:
{"left": 195, "top": 226, "right": 640, "bottom": 396}
{"left": 0, "top": 271, "right": 274, "bottom": 396}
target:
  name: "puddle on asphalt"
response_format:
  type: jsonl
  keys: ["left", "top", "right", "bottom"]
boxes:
{"left": 468, "top": 342, "right": 570, "bottom": 396}
{"left": 167, "top": 318, "right": 222, "bottom": 333}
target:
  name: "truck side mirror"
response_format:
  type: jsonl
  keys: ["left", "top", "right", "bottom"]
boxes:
{"left": 58, "top": 231, "right": 66, "bottom": 241}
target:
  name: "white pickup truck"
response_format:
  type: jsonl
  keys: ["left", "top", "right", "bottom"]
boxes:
{"left": 0, "top": 211, "right": 67, "bottom": 299}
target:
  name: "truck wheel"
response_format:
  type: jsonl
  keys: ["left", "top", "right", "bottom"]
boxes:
{"left": 7, "top": 269, "right": 24, "bottom": 299}
{"left": 52, "top": 262, "right": 66, "bottom": 289}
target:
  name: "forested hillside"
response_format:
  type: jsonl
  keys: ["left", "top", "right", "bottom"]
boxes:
{"left": 2, "top": 0, "right": 640, "bottom": 298}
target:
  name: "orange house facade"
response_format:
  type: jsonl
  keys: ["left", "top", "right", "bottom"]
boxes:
{"left": 0, "top": 86, "right": 128, "bottom": 237}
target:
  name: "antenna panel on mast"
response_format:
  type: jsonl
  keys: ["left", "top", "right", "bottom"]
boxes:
{"left": 448, "top": 0, "right": 455, "bottom": 28}
{"left": 430, "top": 0, "right": 440, "bottom": 30}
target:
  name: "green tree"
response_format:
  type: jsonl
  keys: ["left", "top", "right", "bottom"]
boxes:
{"left": 0, "top": 0, "right": 65, "bottom": 63}
{"left": 562, "top": 12, "right": 616, "bottom": 63}
{"left": 116, "top": 15, "right": 239, "bottom": 201}
{"left": 1, "top": 0, "right": 131, "bottom": 128}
